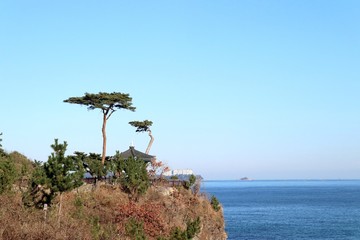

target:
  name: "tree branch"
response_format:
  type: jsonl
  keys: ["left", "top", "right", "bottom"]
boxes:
{"left": 106, "top": 108, "right": 116, "bottom": 120}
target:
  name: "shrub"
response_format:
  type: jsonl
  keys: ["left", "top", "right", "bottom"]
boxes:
{"left": 183, "top": 174, "right": 196, "bottom": 190}
{"left": 170, "top": 175, "right": 179, "bottom": 180}
{"left": 210, "top": 195, "right": 221, "bottom": 212}
{"left": 167, "top": 217, "right": 201, "bottom": 240}
{"left": 185, "top": 217, "right": 201, "bottom": 239}
{"left": 125, "top": 218, "right": 147, "bottom": 240}
{"left": 0, "top": 159, "right": 17, "bottom": 194}
{"left": 119, "top": 157, "right": 150, "bottom": 200}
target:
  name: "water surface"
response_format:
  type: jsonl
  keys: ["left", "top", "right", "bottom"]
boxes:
{"left": 203, "top": 180, "right": 360, "bottom": 240}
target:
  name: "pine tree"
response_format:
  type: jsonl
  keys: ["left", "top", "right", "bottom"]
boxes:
{"left": 120, "top": 157, "right": 150, "bottom": 201}
{"left": 129, "top": 120, "right": 154, "bottom": 154}
{"left": 44, "top": 139, "right": 84, "bottom": 225}
{"left": 73, "top": 152, "right": 108, "bottom": 185}
{"left": 44, "top": 139, "right": 84, "bottom": 194}
{"left": 64, "top": 92, "right": 136, "bottom": 165}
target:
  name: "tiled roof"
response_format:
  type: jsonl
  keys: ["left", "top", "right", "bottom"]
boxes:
{"left": 119, "top": 146, "right": 155, "bottom": 163}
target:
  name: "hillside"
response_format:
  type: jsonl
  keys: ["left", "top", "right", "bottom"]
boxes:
{"left": 0, "top": 151, "right": 227, "bottom": 240}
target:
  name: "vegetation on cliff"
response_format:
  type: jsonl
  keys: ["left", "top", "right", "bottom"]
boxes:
{"left": 0, "top": 145, "right": 226, "bottom": 240}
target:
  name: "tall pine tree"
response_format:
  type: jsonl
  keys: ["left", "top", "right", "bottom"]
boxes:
{"left": 64, "top": 92, "right": 136, "bottom": 165}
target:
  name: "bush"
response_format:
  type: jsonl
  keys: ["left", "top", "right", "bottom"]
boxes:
{"left": 185, "top": 217, "right": 201, "bottom": 239}
{"left": 167, "top": 217, "right": 201, "bottom": 240}
{"left": 0, "top": 159, "right": 17, "bottom": 194}
{"left": 125, "top": 218, "right": 147, "bottom": 240}
{"left": 183, "top": 174, "right": 196, "bottom": 190}
{"left": 210, "top": 195, "right": 221, "bottom": 212}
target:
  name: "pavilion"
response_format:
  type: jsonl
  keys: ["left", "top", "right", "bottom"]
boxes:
{"left": 118, "top": 146, "right": 155, "bottom": 163}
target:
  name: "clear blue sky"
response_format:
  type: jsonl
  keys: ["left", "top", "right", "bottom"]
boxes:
{"left": 1, "top": 0, "right": 359, "bottom": 180}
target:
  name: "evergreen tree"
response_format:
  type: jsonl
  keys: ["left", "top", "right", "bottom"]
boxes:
{"left": 26, "top": 160, "right": 49, "bottom": 207}
{"left": 129, "top": 120, "right": 154, "bottom": 154}
{"left": 29, "top": 140, "right": 84, "bottom": 211}
{"left": 73, "top": 152, "right": 108, "bottom": 184}
{"left": 43, "top": 139, "right": 84, "bottom": 225}
{"left": 64, "top": 92, "right": 136, "bottom": 165}
{"left": 183, "top": 174, "right": 196, "bottom": 190}
{"left": 120, "top": 157, "right": 150, "bottom": 201}
{"left": 210, "top": 195, "right": 221, "bottom": 212}
{"left": 44, "top": 139, "right": 84, "bottom": 194}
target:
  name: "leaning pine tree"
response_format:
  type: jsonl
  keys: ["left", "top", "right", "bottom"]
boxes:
{"left": 128, "top": 120, "right": 154, "bottom": 154}
{"left": 64, "top": 92, "right": 136, "bottom": 165}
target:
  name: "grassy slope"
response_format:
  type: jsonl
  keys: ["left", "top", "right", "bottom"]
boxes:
{"left": 0, "top": 152, "right": 226, "bottom": 240}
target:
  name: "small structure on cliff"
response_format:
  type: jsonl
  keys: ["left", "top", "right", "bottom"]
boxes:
{"left": 118, "top": 145, "right": 156, "bottom": 163}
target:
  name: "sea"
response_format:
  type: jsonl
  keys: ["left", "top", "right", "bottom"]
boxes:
{"left": 202, "top": 180, "right": 360, "bottom": 240}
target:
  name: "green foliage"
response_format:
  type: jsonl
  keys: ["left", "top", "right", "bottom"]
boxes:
{"left": 64, "top": 92, "right": 136, "bottom": 164}
{"left": 125, "top": 218, "right": 147, "bottom": 240}
{"left": 210, "top": 195, "right": 221, "bottom": 212}
{"left": 170, "top": 175, "right": 179, "bottom": 180}
{"left": 183, "top": 174, "right": 196, "bottom": 190}
{"left": 64, "top": 92, "right": 136, "bottom": 112}
{"left": 0, "top": 132, "right": 7, "bottom": 157}
{"left": 44, "top": 139, "right": 84, "bottom": 193}
{"left": 129, "top": 120, "right": 153, "bottom": 132}
{"left": 73, "top": 152, "right": 107, "bottom": 179}
{"left": 0, "top": 150, "right": 34, "bottom": 195}
{"left": 26, "top": 161, "right": 52, "bottom": 207}
{"left": 119, "top": 157, "right": 150, "bottom": 201}
{"left": 112, "top": 151, "right": 126, "bottom": 177}
{"left": 0, "top": 158, "right": 17, "bottom": 194}
{"left": 169, "top": 228, "right": 187, "bottom": 240}
{"left": 9, "top": 151, "right": 34, "bottom": 177}
{"left": 72, "top": 195, "right": 84, "bottom": 219}
{"left": 167, "top": 217, "right": 201, "bottom": 240}
{"left": 185, "top": 217, "right": 201, "bottom": 239}
{"left": 29, "top": 139, "right": 84, "bottom": 207}
{"left": 189, "top": 174, "right": 196, "bottom": 186}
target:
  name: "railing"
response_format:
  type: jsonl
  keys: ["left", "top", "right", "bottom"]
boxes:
{"left": 83, "top": 177, "right": 185, "bottom": 187}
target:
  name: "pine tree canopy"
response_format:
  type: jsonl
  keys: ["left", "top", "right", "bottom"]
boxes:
{"left": 44, "top": 139, "right": 84, "bottom": 194}
{"left": 64, "top": 92, "right": 136, "bottom": 116}
{"left": 129, "top": 120, "right": 153, "bottom": 132}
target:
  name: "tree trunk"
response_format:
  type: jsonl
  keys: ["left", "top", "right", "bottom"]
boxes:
{"left": 102, "top": 113, "right": 107, "bottom": 165}
{"left": 145, "top": 130, "right": 154, "bottom": 154}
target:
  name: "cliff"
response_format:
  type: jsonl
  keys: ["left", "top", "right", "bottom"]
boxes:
{"left": 0, "top": 182, "right": 226, "bottom": 239}
{"left": 0, "top": 150, "right": 226, "bottom": 239}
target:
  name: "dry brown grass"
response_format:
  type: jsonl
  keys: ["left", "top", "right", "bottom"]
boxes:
{"left": 0, "top": 183, "right": 226, "bottom": 240}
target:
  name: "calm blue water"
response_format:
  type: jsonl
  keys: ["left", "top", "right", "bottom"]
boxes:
{"left": 203, "top": 180, "right": 360, "bottom": 240}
